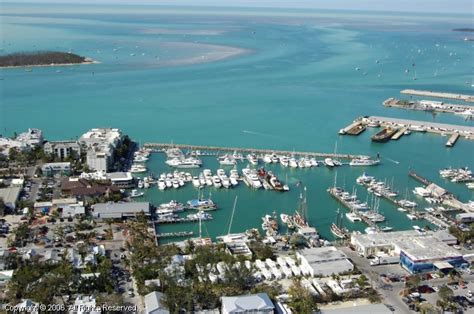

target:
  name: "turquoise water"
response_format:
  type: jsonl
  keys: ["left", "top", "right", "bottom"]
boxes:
{"left": 1, "top": 4, "right": 473, "bottom": 241}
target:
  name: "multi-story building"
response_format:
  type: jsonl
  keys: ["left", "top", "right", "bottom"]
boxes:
{"left": 0, "top": 128, "right": 43, "bottom": 155}
{"left": 79, "top": 128, "right": 122, "bottom": 172}
{"left": 44, "top": 141, "right": 81, "bottom": 159}
{"left": 16, "top": 128, "right": 44, "bottom": 147}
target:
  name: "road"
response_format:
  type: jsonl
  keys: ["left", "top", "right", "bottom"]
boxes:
{"left": 340, "top": 247, "right": 410, "bottom": 313}
{"left": 341, "top": 247, "right": 474, "bottom": 313}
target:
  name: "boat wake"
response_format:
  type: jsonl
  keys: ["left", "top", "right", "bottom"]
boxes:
{"left": 242, "top": 130, "right": 278, "bottom": 138}
{"left": 385, "top": 157, "right": 400, "bottom": 165}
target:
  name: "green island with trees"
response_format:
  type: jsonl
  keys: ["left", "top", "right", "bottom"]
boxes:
{"left": 0, "top": 51, "right": 92, "bottom": 68}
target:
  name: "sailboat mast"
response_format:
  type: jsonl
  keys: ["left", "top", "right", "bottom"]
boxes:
{"left": 228, "top": 196, "right": 238, "bottom": 235}
{"left": 199, "top": 212, "right": 202, "bottom": 239}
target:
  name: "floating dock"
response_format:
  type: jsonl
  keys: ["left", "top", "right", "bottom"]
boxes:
{"left": 400, "top": 89, "right": 474, "bottom": 103}
{"left": 391, "top": 127, "right": 408, "bottom": 140}
{"left": 144, "top": 143, "right": 365, "bottom": 160}
{"left": 446, "top": 133, "right": 460, "bottom": 147}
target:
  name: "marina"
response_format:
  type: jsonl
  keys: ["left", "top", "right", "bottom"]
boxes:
{"left": 366, "top": 116, "right": 474, "bottom": 143}
{"left": 400, "top": 89, "right": 474, "bottom": 103}
{"left": 143, "top": 142, "right": 367, "bottom": 160}
{"left": 327, "top": 186, "right": 383, "bottom": 227}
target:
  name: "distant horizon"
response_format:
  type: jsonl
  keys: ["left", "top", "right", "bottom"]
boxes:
{"left": 3, "top": 0, "right": 473, "bottom": 15}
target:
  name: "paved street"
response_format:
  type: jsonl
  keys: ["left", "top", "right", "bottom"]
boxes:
{"left": 341, "top": 247, "right": 474, "bottom": 313}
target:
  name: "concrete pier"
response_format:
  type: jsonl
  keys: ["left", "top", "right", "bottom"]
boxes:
{"left": 391, "top": 127, "right": 408, "bottom": 140}
{"left": 383, "top": 97, "right": 474, "bottom": 115}
{"left": 365, "top": 116, "right": 474, "bottom": 140}
{"left": 143, "top": 142, "right": 366, "bottom": 160}
{"left": 339, "top": 121, "right": 365, "bottom": 135}
{"left": 400, "top": 89, "right": 474, "bottom": 103}
{"left": 446, "top": 133, "right": 460, "bottom": 147}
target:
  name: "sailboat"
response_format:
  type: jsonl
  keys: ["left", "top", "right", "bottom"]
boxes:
{"left": 292, "top": 187, "right": 310, "bottom": 230}
{"left": 331, "top": 208, "right": 349, "bottom": 239}
{"left": 191, "top": 210, "right": 213, "bottom": 246}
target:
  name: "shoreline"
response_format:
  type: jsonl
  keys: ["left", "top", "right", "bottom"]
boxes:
{"left": 0, "top": 60, "right": 100, "bottom": 69}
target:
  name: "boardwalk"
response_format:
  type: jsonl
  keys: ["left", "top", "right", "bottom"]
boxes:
{"left": 400, "top": 89, "right": 474, "bottom": 103}
{"left": 143, "top": 142, "right": 366, "bottom": 159}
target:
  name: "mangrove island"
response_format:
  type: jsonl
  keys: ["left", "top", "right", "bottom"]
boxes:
{"left": 0, "top": 51, "right": 93, "bottom": 68}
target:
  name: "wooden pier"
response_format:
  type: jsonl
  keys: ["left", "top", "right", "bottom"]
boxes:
{"left": 143, "top": 142, "right": 366, "bottom": 160}
{"left": 408, "top": 170, "right": 432, "bottom": 186}
{"left": 400, "top": 89, "right": 474, "bottom": 103}
{"left": 156, "top": 231, "right": 194, "bottom": 239}
{"left": 357, "top": 178, "right": 411, "bottom": 210}
{"left": 327, "top": 187, "right": 375, "bottom": 226}
{"left": 446, "top": 133, "right": 460, "bottom": 147}
{"left": 154, "top": 217, "right": 213, "bottom": 224}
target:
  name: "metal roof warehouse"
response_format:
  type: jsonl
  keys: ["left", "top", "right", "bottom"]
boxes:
{"left": 91, "top": 202, "right": 151, "bottom": 219}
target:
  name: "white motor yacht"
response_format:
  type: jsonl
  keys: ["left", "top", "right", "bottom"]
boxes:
{"left": 212, "top": 176, "right": 222, "bottom": 188}
{"left": 247, "top": 153, "right": 258, "bottom": 165}
{"left": 130, "top": 164, "right": 147, "bottom": 173}
{"left": 219, "top": 155, "right": 237, "bottom": 166}
{"left": 157, "top": 179, "right": 166, "bottom": 190}
{"left": 263, "top": 154, "right": 273, "bottom": 163}
{"left": 345, "top": 212, "right": 361, "bottom": 222}
{"left": 289, "top": 157, "right": 298, "bottom": 168}
{"left": 221, "top": 176, "right": 231, "bottom": 188}
{"left": 192, "top": 176, "right": 201, "bottom": 188}
{"left": 324, "top": 158, "right": 335, "bottom": 167}
{"left": 130, "top": 189, "right": 144, "bottom": 198}
{"left": 172, "top": 179, "right": 180, "bottom": 189}
{"left": 279, "top": 156, "right": 289, "bottom": 167}
{"left": 350, "top": 157, "right": 380, "bottom": 166}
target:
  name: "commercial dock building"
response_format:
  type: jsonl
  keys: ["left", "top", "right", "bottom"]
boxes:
{"left": 351, "top": 230, "right": 466, "bottom": 274}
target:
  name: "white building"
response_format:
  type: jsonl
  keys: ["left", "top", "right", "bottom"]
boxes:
{"left": 351, "top": 230, "right": 465, "bottom": 274}
{"left": 0, "top": 128, "right": 43, "bottom": 155}
{"left": 16, "top": 128, "right": 43, "bottom": 147}
{"left": 44, "top": 140, "right": 81, "bottom": 159}
{"left": 0, "top": 137, "right": 27, "bottom": 155}
{"left": 106, "top": 172, "right": 134, "bottom": 188}
{"left": 0, "top": 186, "right": 21, "bottom": 210}
{"left": 72, "top": 295, "right": 100, "bottom": 314}
{"left": 41, "top": 162, "right": 71, "bottom": 176}
{"left": 144, "top": 291, "right": 169, "bottom": 314}
{"left": 221, "top": 293, "right": 274, "bottom": 314}
{"left": 80, "top": 128, "right": 122, "bottom": 172}
{"left": 296, "top": 246, "right": 354, "bottom": 277}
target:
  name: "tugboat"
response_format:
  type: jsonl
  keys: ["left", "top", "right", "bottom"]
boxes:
{"left": 371, "top": 127, "right": 398, "bottom": 142}
{"left": 331, "top": 209, "right": 349, "bottom": 239}
{"left": 268, "top": 171, "right": 286, "bottom": 192}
